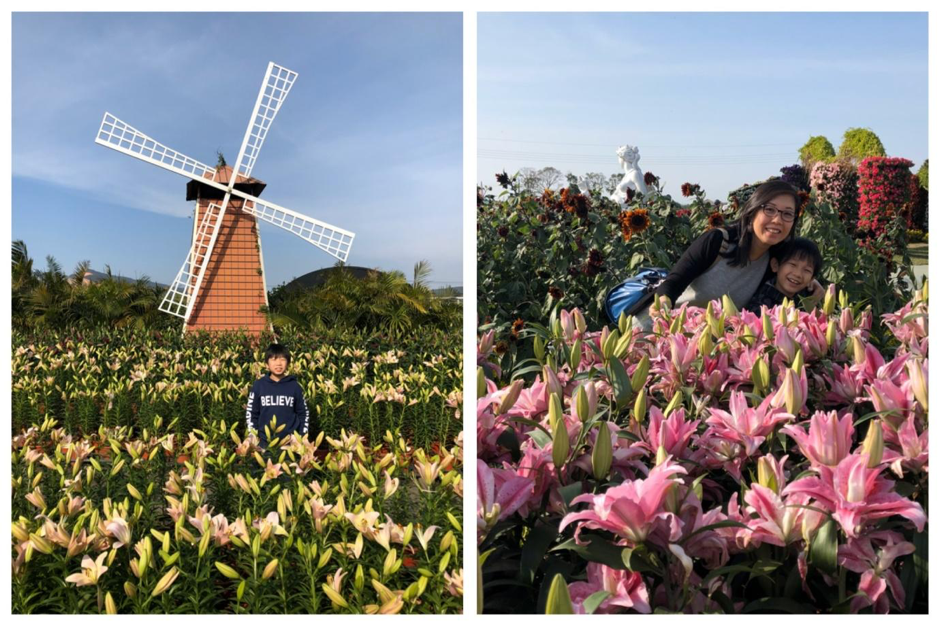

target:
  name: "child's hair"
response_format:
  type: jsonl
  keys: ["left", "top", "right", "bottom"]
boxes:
{"left": 772, "top": 237, "right": 823, "bottom": 277}
{"left": 264, "top": 343, "right": 291, "bottom": 366}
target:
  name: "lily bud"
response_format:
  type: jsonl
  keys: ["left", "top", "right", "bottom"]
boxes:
{"left": 741, "top": 323, "right": 756, "bottom": 347}
{"left": 262, "top": 559, "right": 279, "bottom": 580}
{"left": 849, "top": 334, "right": 866, "bottom": 366}
{"left": 698, "top": 330, "right": 714, "bottom": 356}
{"left": 551, "top": 318, "right": 562, "bottom": 339}
{"left": 823, "top": 284, "right": 836, "bottom": 316}
{"left": 569, "top": 338, "right": 582, "bottom": 371}
{"left": 907, "top": 360, "right": 928, "bottom": 412}
{"left": 668, "top": 307, "right": 687, "bottom": 334}
{"left": 476, "top": 367, "right": 486, "bottom": 399}
{"left": 790, "top": 347, "right": 804, "bottom": 373}
{"left": 545, "top": 573, "right": 574, "bottom": 614}
{"left": 631, "top": 355, "right": 650, "bottom": 393}
{"left": 533, "top": 336, "right": 545, "bottom": 362}
{"left": 705, "top": 302, "right": 722, "bottom": 338}
{"left": 655, "top": 445, "right": 668, "bottom": 466}
{"left": 542, "top": 364, "right": 563, "bottom": 404}
{"left": 825, "top": 322, "right": 837, "bottom": 349}
{"left": 124, "top": 581, "right": 137, "bottom": 598}
{"left": 751, "top": 358, "right": 770, "bottom": 392}
{"left": 757, "top": 456, "right": 778, "bottom": 493}
{"left": 552, "top": 418, "right": 570, "bottom": 470}
{"left": 922, "top": 278, "right": 928, "bottom": 302}
{"left": 772, "top": 369, "right": 804, "bottom": 416}
{"left": 573, "top": 308, "right": 587, "bottom": 335}
{"left": 355, "top": 563, "right": 365, "bottom": 592}
{"left": 761, "top": 310, "right": 775, "bottom": 341}
{"left": 560, "top": 310, "right": 575, "bottom": 341}
{"left": 839, "top": 308, "right": 854, "bottom": 333}
{"left": 548, "top": 393, "right": 564, "bottom": 433}
{"left": 574, "top": 383, "right": 597, "bottom": 422}
{"left": 778, "top": 303, "right": 788, "bottom": 325}
{"left": 721, "top": 294, "right": 739, "bottom": 318}
{"left": 838, "top": 289, "right": 849, "bottom": 310}
{"left": 618, "top": 311, "right": 634, "bottom": 337}
{"left": 497, "top": 379, "right": 524, "bottom": 415}
{"left": 592, "top": 422, "right": 612, "bottom": 481}
{"left": 862, "top": 420, "right": 884, "bottom": 468}
{"left": 664, "top": 390, "right": 683, "bottom": 417}
{"left": 633, "top": 387, "right": 647, "bottom": 424}
{"left": 601, "top": 329, "right": 620, "bottom": 361}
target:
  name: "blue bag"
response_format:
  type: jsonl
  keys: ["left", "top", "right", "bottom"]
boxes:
{"left": 604, "top": 267, "right": 669, "bottom": 323}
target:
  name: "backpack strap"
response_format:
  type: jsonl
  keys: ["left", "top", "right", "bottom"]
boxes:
{"left": 708, "top": 227, "right": 732, "bottom": 270}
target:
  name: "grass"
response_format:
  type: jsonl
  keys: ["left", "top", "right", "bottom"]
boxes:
{"left": 896, "top": 242, "right": 928, "bottom": 265}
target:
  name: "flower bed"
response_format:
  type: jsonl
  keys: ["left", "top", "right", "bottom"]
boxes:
{"left": 477, "top": 286, "right": 928, "bottom": 614}
{"left": 12, "top": 419, "right": 463, "bottom": 613}
{"left": 12, "top": 327, "right": 462, "bottom": 450}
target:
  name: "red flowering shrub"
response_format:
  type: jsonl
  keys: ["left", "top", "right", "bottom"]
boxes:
{"left": 857, "top": 157, "right": 915, "bottom": 254}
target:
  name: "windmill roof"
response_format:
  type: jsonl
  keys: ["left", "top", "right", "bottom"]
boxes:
{"left": 207, "top": 165, "right": 264, "bottom": 186}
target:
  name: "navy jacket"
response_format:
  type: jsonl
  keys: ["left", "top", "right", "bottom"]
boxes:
{"left": 245, "top": 374, "right": 309, "bottom": 446}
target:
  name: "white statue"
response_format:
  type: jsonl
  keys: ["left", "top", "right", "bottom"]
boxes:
{"left": 610, "top": 144, "right": 648, "bottom": 205}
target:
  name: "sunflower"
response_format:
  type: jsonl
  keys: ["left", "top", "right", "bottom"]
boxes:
{"left": 511, "top": 318, "right": 525, "bottom": 337}
{"left": 626, "top": 209, "right": 651, "bottom": 234}
{"left": 707, "top": 211, "right": 725, "bottom": 229}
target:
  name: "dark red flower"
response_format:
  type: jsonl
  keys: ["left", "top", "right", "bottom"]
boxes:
{"left": 644, "top": 171, "right": 657, "bottom": 186}
{"left": 548, "top": 286, "right": 564, "bottom": 299}
{"left": 496, "top": 171, "right": 511, "bottom": 188}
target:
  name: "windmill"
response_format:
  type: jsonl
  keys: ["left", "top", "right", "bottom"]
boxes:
{"left": 95, "top": 62, "right": 355, "bottom": 334}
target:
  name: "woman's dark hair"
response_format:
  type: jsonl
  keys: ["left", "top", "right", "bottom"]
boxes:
{"left": 727, "top": 180, "right": 801, "bottom": 268}
{"left": 774, "top": 237, "right": 824, "bottom": 278}
{"left": 264, "top": 343, "right": 291, "bottom": 365}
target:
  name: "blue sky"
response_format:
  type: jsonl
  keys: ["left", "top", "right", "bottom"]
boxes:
{"left": 13, "top": 12, "right": 463, "bottom": 289}
{"left": 478, "top": 12, "right": 928, "bottom": 200}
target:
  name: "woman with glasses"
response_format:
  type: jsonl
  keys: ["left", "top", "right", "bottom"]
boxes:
{"left": 653, "top": 179, "right": 823, "bottom": 312}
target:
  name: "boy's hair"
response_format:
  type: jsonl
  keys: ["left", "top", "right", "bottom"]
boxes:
{"left": 264, "top": 343, "right": 291, "bottom": 366}
{"left": 772, "top": 237, "right": 823, "bottom": 277}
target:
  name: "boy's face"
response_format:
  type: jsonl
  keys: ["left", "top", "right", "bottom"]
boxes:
{"left": 770, "top": 256, "right": 815, "bottom": 296}
{"left": 267, "top": 355, "right": 288, "bottom": 377}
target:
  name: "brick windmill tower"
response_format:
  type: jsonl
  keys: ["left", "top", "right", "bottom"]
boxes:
{"left": 95, "top": 62, "right": 355, "bottom": 334}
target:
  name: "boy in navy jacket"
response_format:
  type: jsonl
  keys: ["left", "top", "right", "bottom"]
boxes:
{"left": 245, "top": 343, "right": 310, "bottom": 448}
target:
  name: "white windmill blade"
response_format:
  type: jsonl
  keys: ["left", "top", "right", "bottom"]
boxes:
{"left": 95, "top": 113, "right": 228, "bottom": 191}
{"left": 232, "top": 62, "right": 299, "bottom": 181}
{"left": 158, "top": 202, "right": 226, "bottom": 318}
{"left": 230, "top": 189, "right": 355, "bottom": 262}
{"left": 182, "top": 193, "right": 236, "bottom": 322}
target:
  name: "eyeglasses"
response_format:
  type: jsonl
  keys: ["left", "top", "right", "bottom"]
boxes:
{"left": 760, "top": 203, "right": 797, "bottom": 222}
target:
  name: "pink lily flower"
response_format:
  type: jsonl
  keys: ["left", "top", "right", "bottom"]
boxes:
{"left": 741, "top": 484, "right": 804, "bottom": 547}
{"left": 867, "top": 378, "right": 915, "bottom": 431}
{"left": 641, "top": 406, "right": 697, "bottom": 460}
{"left": 477, "top": 459, "right": 534, "bottom": 541}
{"left": 568, "top": 562, "right": 651, "bottom": 614}
{"left": 705, "top": 391, "right": 793, "bottom": 458}
{"left": 882, "top": 415, "right": 928, "bottom": 477}
{"left": 782, "top": 410, "right": 855, "bottom": 468}
{"left": 770, "top": 367, "right": 808, "bottom": 417}
{"left": 782, "top": 453, "right": 927, "bottom": 538}
{"left": 823, "top": 363, "right": 865, "bottom": 406}
{"left": 504, "top": 378, "right": 547, "bottom": 420}
{"left": 559, "top": 460, "right": 686, "bottom": 544}
{"left": 839, "top": 530, "right": 915, "bottom": 613}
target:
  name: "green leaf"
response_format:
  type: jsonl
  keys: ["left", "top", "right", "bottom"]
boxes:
{"left": 528, "top": 428, "right": 552, "bottom": 449}
{"left": 583, "top": 590, "right": 611, "bottom": 614}
{"left": 519, "top": 522, "right": 559, "bottom": 584}
{"left": 552, "top": 534, "right": 628, "bottom": 570}
{"left": 742, "top": 597, "right": 815, "bottom": 613}
{"left": 809, "top": 519, "right": 838, "bottom": 575}
{"left": 606, "top": 358, "right": 632, "bottom": 410}
{"left": 558, "top": 481, "right": 583, "bottom": 508}
{"left": 679, "top": 520, "right": 749, "bottom": 545}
